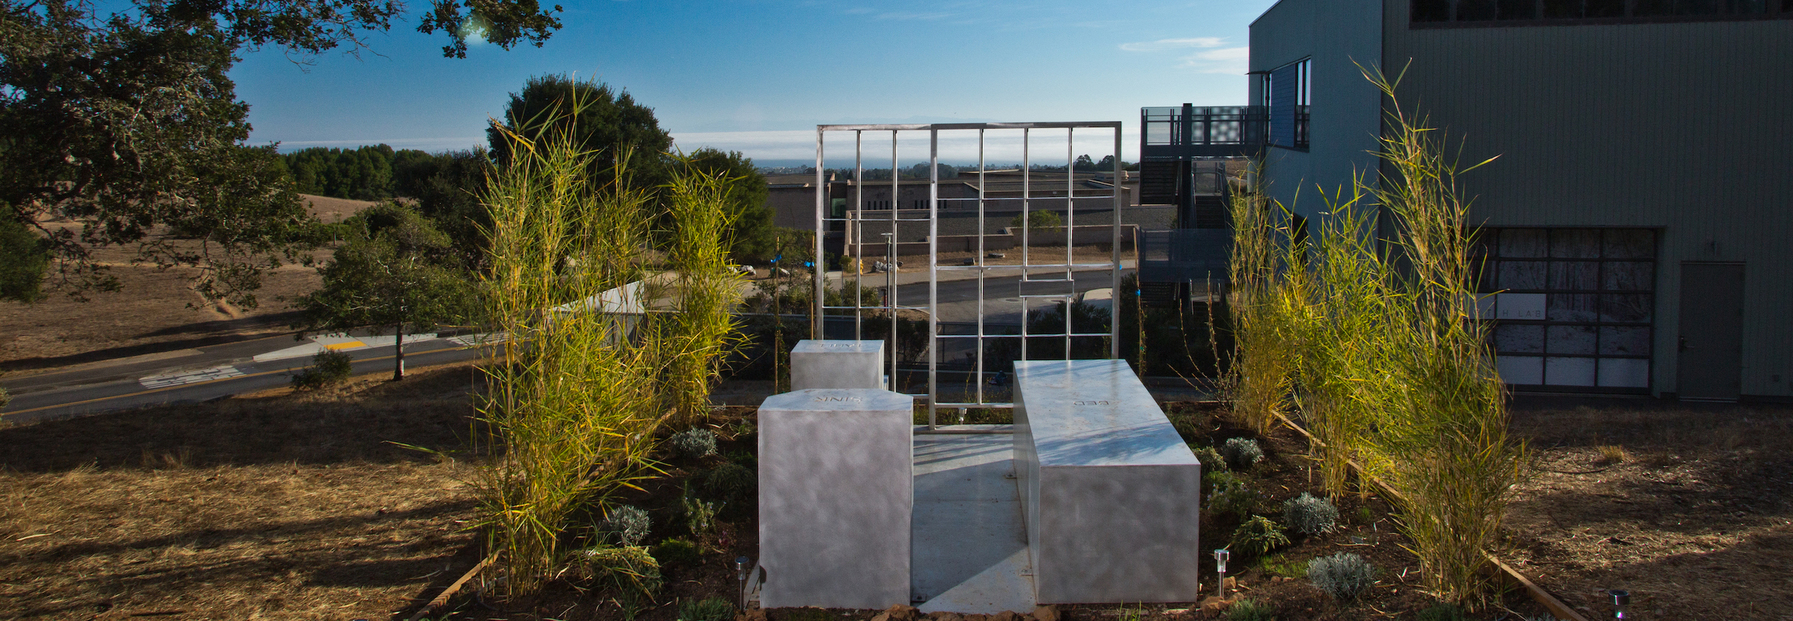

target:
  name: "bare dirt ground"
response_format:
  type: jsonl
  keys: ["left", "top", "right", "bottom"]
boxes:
{"left": 1, "top": 195, "right": 374, "bottom": 374}
{"left": 1502, "top": 397, "right": 1793, "bottom": 621}
{"left": 0, "top": 362, "right": 482, "bottom": 620}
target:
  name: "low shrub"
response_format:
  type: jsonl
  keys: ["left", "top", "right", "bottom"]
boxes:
{"left": 575, "top": 545, "right": 662, "bottom": 617}
{"left": 1307, "top": 552, "right": 1375, "bottom": 601}
{"left": 1205, "top": 470, "right": 1256, "bottom": 519}
{"left": 668, "top": 429, "right": 719, "bottom": 459}
{"left": 1229, "top": 515, "right": 1290, "bottom": 559}
{"left": 1225, "top": 599, "right": 1276, "bottom": 621}
{"left": 651, "top": 537, "right": 702, "bottom": 567}
{"left": 682, "top": 489, "right": 721, "bottom": 541}
{"left": 1221, "top": 437, "right": 1264, "bottom": 470}
{"left": 701, "top": 462, "right": 755, "bottom": 507}
{"left": 1416, "top": 603, "right": 1469, "bottom": 621}
{"left": 291, "top": 350, "right": 353, "bottom": 390}
{"left": 677, "top": 597, "right": 736, "bottom": 621}
{"left": 1259, "top": 552, "right": 1309, "bottom": 580}
{"left": 1191, "top": 445, "right": 1228, "bottom": 475}
{"left": 602, "top": 505, "right": 652, "bottom": 547}
{"left": 1282, "top": 492, "right": 1339, "bottom": 536}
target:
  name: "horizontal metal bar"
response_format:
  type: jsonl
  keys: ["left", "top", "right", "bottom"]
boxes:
{"left": 932, "top": 403, "right": 1016, "bottom": 409}
{"left": 820, "top": 121, "right": 1122, "bottom": 132}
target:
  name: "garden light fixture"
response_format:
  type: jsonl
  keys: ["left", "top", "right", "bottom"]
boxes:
{"left": 1610, "top": 589, "right": 1629, "bottom": 619}
{"left": 1214, "top": 549, "right": 1230, "bottom": 598}
{"left": 737, "top": 556, "right": 753, "bottom": 609}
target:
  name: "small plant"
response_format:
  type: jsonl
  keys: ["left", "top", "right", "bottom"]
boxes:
{"left": 682, "top": 487, "right": 721, "bottom": 541}
{"left": 291, "top": 349, "right": 353, "bottom": 390}
{"left": 602, "top": 505, "right": 652, "bottom": 547}
{"left": 1595, "top": 444, "right": 1629, "bottom": 465}
{"left": 1221, "top": 437, "right": 1264, "bottom": 470}
{"left": 1259, "top": 552, "right": 1309, "bottom": 580}
{"left": 1010, "top": 209, "right": 1063, "bottom": 231}
{"left": 677, "top": 597, "right": 736, "bottom": 621}
{"left": 701, "top": 461, "right": 756, "bottom": 507}
{"left": 1191, "top": 445, "right": 1228, "bottom": 474}
{"left": 1416, "top": 603, "right": 1469, "bottom": 621}
{"left": 668, "top": 429, "right": 719, "bottom": 459}
{"left": 575, "top": 545, "right": 662, "bottom": 619}
{"left": 1229, "top": 515, "right": 1290, "bottom": 559}
{"left": 1225, "top": 599, "right": 1276, "bottom": 621}
{"left": 1282, "top": 492, "right": 1339, "bottom": 536}
{"left": 1355, "top": 506, "right": 1374, "bottom": 524}
{"left": 1307, "top": 552, "right": 1375, "bottom": 601}
{"left": 1205, "top": 471, "right": 1256, "bottom": 519}
{"left": 651, "top": 537, "right": 703, "bottom": 567}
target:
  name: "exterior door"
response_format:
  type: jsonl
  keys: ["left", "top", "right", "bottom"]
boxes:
{"left": 1676, "top": 262, "right": 1745, "bottom": 401}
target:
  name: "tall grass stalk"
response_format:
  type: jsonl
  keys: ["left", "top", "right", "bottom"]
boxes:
{"left": 472, "top": 104, "right": 669, "bottom": 595}
{"left": 1225, "top": 162, "right": 1298, "bottom": 435}
{"left": 661, "top": 158, "right": 745, "bottom": 426}
{"left": 1351, "top": 65, "right": 1523, "bottom": 608}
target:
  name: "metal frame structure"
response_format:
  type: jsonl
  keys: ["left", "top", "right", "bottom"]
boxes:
{"left": 813, "top": 122, "right": 1127, "bottom": 430}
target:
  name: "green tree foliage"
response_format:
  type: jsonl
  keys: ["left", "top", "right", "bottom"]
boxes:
{"left": 297, "top": 202, "right": 477, "bottom": 380}
{"left": 681, "top": 148, "right": 773, "bottom": 262}
{"left": 394, "top": 148, "right": 493, "bottom": 269}
{"left": 488, "top": 74, "right": 672, "bottom": 192}
{"left": 0, "top": 0, "right": 563, "bottom": 304}
{"left": 0, "top": 217, "right": 50, "bottom": 302}
{"left": 1010, "top": 209, "right": 1063, "bottom": 230}
{"left": 283, "top": 144, "right": 398, "bottom": 200}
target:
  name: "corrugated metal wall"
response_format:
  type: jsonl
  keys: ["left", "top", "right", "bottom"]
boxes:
{"left": 1381, "top": 4, "right": 1793, "bottom": 397}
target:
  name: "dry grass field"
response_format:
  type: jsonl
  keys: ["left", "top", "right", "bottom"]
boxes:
{"left": 1, "top": 195, "right": 374, "bottom": 374}
{"left": 0, "top": 362, "right": 483, "bottom": 620}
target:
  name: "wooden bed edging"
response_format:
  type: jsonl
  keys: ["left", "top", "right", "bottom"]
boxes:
{"left": 406, "top": 555, "right": 495, "bottom": 621}
{"left": 1267, "top": 413, "right": 1589, "bottom": 621}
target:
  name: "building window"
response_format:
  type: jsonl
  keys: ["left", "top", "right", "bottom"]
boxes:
{"left": 1475, "top": 228, "right": 1657, "bottom": 391}
{"left": 1415, "top": 0, "right": 1786, "bottom": 24}
{"left": 1265, "top": 58, "right": 1310, "bottom": 151}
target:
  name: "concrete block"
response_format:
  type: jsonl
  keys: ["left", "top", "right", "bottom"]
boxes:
{"left": 1013, "top": 359, "right": 1202, "bottom": 604}
{"left": 791, "top": 340, "right": 885, "bottom": 390}
{"left": 758, "top": 388, "right": 914, "bottom": 609}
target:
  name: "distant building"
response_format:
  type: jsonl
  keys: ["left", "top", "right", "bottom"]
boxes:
{"left": 1247, "top": 0, "right": 1793, "bottom": 400}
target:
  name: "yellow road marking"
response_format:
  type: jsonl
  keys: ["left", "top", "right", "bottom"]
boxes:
{"left": 323, "top": 341, "right": 368, "bottom": 350}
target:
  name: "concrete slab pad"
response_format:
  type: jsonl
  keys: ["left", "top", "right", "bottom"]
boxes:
{"left": 913, "top": 433, "right": 1035, "bottom": 614}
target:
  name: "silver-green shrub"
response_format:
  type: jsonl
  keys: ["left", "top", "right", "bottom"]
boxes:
{"left": 1222, "top": 437, "right": 1264, "bottom": 470}
{"left": 1308, "top": 552, "right": 1375, "bottom": 601}
{"left": 1191, "top": 445, "right": 1227, "bottom": 474}
{"left": 668, "top": 429, "right": 718, "bottom": 459}
{"left": 1282, "top": 492, "right": 1339, "bottom": 536}
{"left": 603, "top": 505, "right": 651, "bottom": 546}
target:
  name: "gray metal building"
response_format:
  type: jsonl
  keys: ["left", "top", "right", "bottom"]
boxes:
{"left": 1248, "top": 0, "right": 1793, "bottom": 400}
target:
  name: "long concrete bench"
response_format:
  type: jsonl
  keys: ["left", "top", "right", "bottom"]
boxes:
{"left": 1012, "top": 359, "right": 1203, "bottom": 604}
{"left": 758, "top": 388, "right": 913, "bottom": 609}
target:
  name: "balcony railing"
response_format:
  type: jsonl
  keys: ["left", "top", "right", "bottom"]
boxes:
{"left": 1141, "top": 104, "right": 1267, "bottom": 160}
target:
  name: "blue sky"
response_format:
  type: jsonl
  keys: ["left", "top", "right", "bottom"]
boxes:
{"left": 232, "top": 0, "right": 1277, "bottom": 166}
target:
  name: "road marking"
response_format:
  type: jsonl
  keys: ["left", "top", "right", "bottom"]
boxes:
{"left": 139, "top": 366, "right": 245, "bottom": 389}
{"left": 448, "top": 333, "right": 509, "bottom": 347}
{"left": 2, "top": 343, "right": 493, "bottom": 419}
{"left": 323, "top": 341, "right": 368, "bottom": 350}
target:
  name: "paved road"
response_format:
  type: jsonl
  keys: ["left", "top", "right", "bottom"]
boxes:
{"left": 883, "top": 268, "right": 1132, "bottom": 323}
{"left": 0, "top": 335, "right": 485, "bottom": 424}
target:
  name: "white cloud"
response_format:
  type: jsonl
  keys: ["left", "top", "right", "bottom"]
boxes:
{"left": 1118, "top": 37, "right": 1224, "bottom": 52}
{"left": 1179, "top": 46, "right": 1249, "bottom": 74}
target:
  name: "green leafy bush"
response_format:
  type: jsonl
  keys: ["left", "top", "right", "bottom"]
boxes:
{"left": 1417, "top": 603, "right": 1469, "bottom": 621}
{"left": 1225, "top": 599, "right": 1276, "bottom": 621}
{"left": 682, "top": 489, "right": 720, "bottom": 540}
{"left": 1282, "top": 492, "right": 1339, "bottom": 536}
{"left": 668, "top": 429, "right": 718, "bottom": 459}
{"left": 701, "top": 462, "right": 756, "bottom": 507}
{"left": 1307, "top": 552, "right": 1375, "bottom": 601}
{"left": 1205, "top": 470, "right": 1256, "bottom": 519}
{"left": 651, "top": 538, "right": 702, "bottom": 567}
{"left": 1191, "top": 445, "right": 1227, "bottom": 475}
{"left": 602, "top": 505, "right": 651, "bottom": 547}
{"left": 1229, "top": 515, "right": 1289, "bottom": 559}
{"left": 575, "top": 545, "right": 662, "bottom": 617}
{"left": 677, "top": 597, "right": 736, "bottom": 621}
{"left": 1259, "top": 553, "right": 1309, "bottom": 580}
{"left": 291, "top": 349, "right": 354, "bottom": 390}
{"left": 1221, "top": 437, "right": 1264, "bottom": 470}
